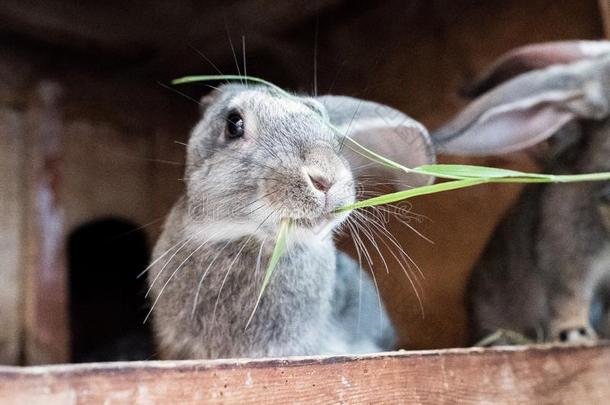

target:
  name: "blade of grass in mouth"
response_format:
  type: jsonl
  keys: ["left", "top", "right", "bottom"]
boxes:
{"left": 245, "top": 217, "right": 291, "bottom": 328}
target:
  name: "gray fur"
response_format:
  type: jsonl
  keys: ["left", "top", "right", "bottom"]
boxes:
{"left": 468, "top": 124, "right": 610, "bottom": 343}
{"left": 433, "top": 41, "right": 610, "bottom": 344}
{"left": 148, "top": 84, "right": 431, "bottom": 359}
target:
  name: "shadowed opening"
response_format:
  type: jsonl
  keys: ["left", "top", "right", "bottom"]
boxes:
{"left": 68, "top": 217, "right": 153, "bottom": 362}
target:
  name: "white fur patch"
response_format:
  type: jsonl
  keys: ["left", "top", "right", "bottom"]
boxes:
{"left": 186, "top": 220, "right": 267, "bottom": 244}
{"left": 578, "top": 40, "right": 610, "bottom": 58}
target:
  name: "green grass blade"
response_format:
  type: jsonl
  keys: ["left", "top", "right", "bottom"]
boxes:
{"left": 551, "top": 172, "right": 610, "bottom": 182}
{"left": 337, "top": 170, "right": 610, "bottom": 212}
{"left": 414, "top": 164, "right": 552, "bottom": 180}
{"left": 172, "top": 75, "right": 610, "bottom": 185}
{"left": 245, "top": 218, "right": 291, "bottom": 328}
{"left": 336, "top": 178, "right": 488, "bottom": 212}
{"left": 172, "top": 75, "right": 289, "bottom": 95}
{"left": 414, "top": 164, "right": 610, "bottom": 183}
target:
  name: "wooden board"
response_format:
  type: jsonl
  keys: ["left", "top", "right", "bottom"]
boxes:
{"left": 0, "top": 343, "right": 608, "bottom": 404}
{"left": 22, "top": 82, "right": 70, "bottom": 365}
{"left": 0, "top": 109, "right": 24, "bottom": 365}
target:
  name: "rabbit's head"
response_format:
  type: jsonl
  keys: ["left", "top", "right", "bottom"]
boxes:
{"left": 184, "top": 84, "right": 434, "bottom": 242}
{"left": 434, "top": 40, "right": 610, "bottom": 340}
{"left": 432, "top": 40, "right": 610, "bottom": 237}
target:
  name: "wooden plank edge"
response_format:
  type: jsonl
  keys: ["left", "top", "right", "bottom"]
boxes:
{"left": 0, "top": 342, "right": 606, "bottom": 375}
{"left": 0, "top": 342, "right": 608, "bottom": 404}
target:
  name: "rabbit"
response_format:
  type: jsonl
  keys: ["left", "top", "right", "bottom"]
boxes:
{"left": 431, "top": 40, "right": 610, "bottom": 344}
{"left": 146, "top": 83, "right": 436, "bottom": 359}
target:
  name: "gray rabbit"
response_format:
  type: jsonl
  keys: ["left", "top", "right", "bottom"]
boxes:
{"left": 432, "top": 41, "right": 610, "bottom": 344}
{"left": 147, "top": 84, "right": 435, "bottom": 359}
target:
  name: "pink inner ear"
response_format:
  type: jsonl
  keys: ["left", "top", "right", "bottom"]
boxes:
{"left": 464, "top": 41, "right": 610, "bottom": 97}
{"left": 440, "top": 105, "right": 574, "bottom": 156}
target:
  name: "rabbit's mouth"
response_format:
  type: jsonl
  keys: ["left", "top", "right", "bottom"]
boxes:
{"left": 291, "top": 211, "right": 349, "bottom": 231}
{"left": 293, "top": 214, "right": 332, "bottom": 228}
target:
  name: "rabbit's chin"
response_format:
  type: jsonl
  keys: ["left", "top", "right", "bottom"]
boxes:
{"left": 292, "top": 210, "right": 349, "bottom": 230}
{"left": 186, "top": 209, "right": 350, "bottom": 245}
{"left": 284, "top": 210, "right": 350, "bottom": 243}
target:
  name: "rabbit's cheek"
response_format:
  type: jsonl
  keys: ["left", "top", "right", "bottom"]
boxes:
{"left": 240, "top": 137, "right": 256, "bottom": 148}
{"left": 261, "top": 171, "right": 323, "bottom": 219}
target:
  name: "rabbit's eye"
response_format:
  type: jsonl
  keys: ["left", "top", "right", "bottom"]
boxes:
{"left": 226, "top": 111, "right": 245, "bottom": 139}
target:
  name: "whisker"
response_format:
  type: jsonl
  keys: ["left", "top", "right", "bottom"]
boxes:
{"left": 146, "top": 158, "right": 184, "bottom": 166}
{"left": 157, "top": 81, "right": 202, "bottom": 106}
{"left": 347, "top": 217, "right": 383, "bottom": 330}
{"left": 114, "top": 215, "right": 166, "bottom": 241}
{"left": 189, "top": 44, "right": 224, "bottom": 75}
{"left": 191, "top": 238, "right": 234, "bottom": 316}
{"left": 357, "top": 209, "right": 423, "bottom": 280}
{"left": 338, "top": 85, "right": 370, "bottom": 153}
{"left": 139, "top": 225, "right": 196, "bottom": 280}
{"left": 365, "top": 202, "right": 433, "bottom": 244}
{"left": 223, "top": 16, "right": 243, "bottom": 84}
{"left": 354, "top": 211, "right": 424, "bottom": 317}
{"left": 353, "top": 210, "right": 425, "bottom": 316}
{"left": 352, "top": 213, "right": 390, "bottom": 275}
{"left": 211, "top": 236, "right": 254, "bottom": 323}
{"left": 350, "top": 162, "right": 379, "bottom": 172}
{"left": 145, "top": 229, "right": 225, "bottom": 323}
{"left": 234, "top": 190, "right": 280, "bottom": 213}
{"left": 211, "top": 211, "right": 275, "bottom": 324}
{"left": 145, "top": 231, "right": 204, "bottom": 299}
{"left": 242, "top": 35, "right": 248, "bottom": 88}
{"left": 345, "top": 219, "right": 364, "bottom": 335}
{"left": 313, "top": 16, "right": 319, "bottom": 96}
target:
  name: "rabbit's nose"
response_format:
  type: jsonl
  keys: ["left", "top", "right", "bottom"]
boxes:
{"left": 303, "top": 167, "right": 332, "bottom": 193}
{"left": 309, "top": 174, "right": 331, "bottom": 193}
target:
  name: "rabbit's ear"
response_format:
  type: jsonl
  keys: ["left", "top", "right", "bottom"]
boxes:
{"left": 434, "top": 41, "right": 610, "bottom": 156}
{"left": 199, "top": 88, "right": 224, "bottom": 115}
{"left": 462, "top": 41, "right": 610, "bottom": 97}
{"left": 317, "top": 95, "right": 435, "bottom": 187}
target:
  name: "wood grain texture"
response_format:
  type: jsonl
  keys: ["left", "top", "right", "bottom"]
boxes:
{"left": 0, "top": 109, "right": 24, "bottom": 364}
{"left": 0, "top": 343, "right": 608, "bottom": 404}
{"left": 22, "top": 82, "right": 70, "bottom": 365}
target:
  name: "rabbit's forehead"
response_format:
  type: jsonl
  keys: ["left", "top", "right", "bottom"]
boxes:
{"left": 229, "top": 90, "right": 316, "bottom": 119}
{"left": 222, "top": 89, "right": 336, "bottom": 145}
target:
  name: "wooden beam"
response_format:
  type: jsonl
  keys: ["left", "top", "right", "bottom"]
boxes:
{"left": 0, "top": 344, "right": 608, "bottom": 403}
{"left": 22, "top": 81, "right": 70, "bottom": 365}
{"left": 0, "top": 109, "right": 25, "bottom": 365}
{"left": 600, "top": 0, "right": 610, "bottom": 38}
